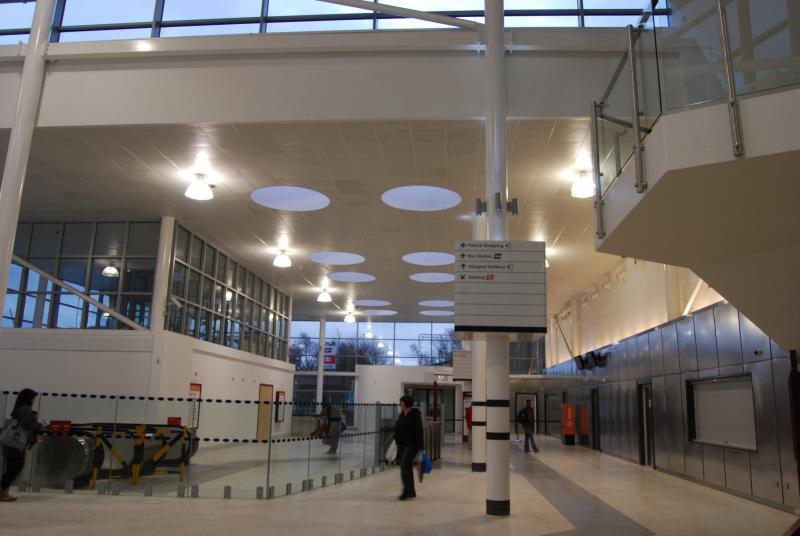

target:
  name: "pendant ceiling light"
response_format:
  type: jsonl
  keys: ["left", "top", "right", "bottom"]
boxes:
{"left": 273, "top": 235, "right": 292, "bottom": 268}
{"left": 344, "top": 313, "right": 356, "bottom": 323}
{"left": 102, "top": 266, "right": 119, "bottom": 278}
{"left": 184, "top": 173, "right": 214, "bottom": 201}
{"left": 183, "top": 152, "right": 218, "bottom": 201}
{"left": 570, "top": 173, "right": 595, "bottom": 199}
{"left": 273, "top": 252, "right": 292, "bottom": 268}
{"left": 317, "top": 277, "right": 332, "bottom": 303}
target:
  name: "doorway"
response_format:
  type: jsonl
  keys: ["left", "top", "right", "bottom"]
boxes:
{"left": 404, "top": 384, "right": 457, "bottom": 433}
{"left": 591, "top": 387, "right": 601, "bottom": 451}
{"left": 257, "top": 383, "right": 274, "bottom": 441}
{"left": 638, "top": 383, "right": 654, "bottom": 467}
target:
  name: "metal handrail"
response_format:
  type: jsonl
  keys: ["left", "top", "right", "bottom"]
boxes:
{"left": 11, "top": 255, "right": 145, "bottom": 331}
{"left": 628, "top": 24, "right": 647, "bottom": 194}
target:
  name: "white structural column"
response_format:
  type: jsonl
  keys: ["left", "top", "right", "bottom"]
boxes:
{"left": 0, "top": 0, "right": 56, "bottom": 301}
{"left": 484, "top": 0, "right": 511, "bottom": 517}
{"left": 471, "top": 214, "right": 488, "bottom": 472}
{"left": 151, "top": 216, "right": 176, "bottom": 331}
{"left": 316, "top": 319, "right": 326, "bottom": 405}
{"left": 471, "top": 337, "right": 488, "bottom": 471}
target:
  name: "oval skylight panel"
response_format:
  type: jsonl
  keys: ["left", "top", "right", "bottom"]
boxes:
{"left": 250, "top": 186, "right": 330, "bottom": 212}
{"left": 310, "top": 252, "right": 365, "bottom": 266}
{"left": 361, "top": 309, "right": 397, "bottom": 316}
{"left": 381, "top": 186, "right": 462, "bottom": 212}
{"left": 355, "top": 299, "right": 391, "bottom": 307}
{"left": 419, "top": 300, "right": 455, "bottom": 307}
{"left": 410, "top": 272, "right": 455, "bottom": 283}
{"left": 420, "top": 310, "right": 455, "bottom": 317}
{"left": 328, "top": 272, "right": 376, "bottom": 283}
{"left": 402, "top": 252, "right": 456, "bottom": 266}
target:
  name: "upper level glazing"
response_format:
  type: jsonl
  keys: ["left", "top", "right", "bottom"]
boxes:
{"left": 0, "top": 1, "right": 670, "bottom": 45}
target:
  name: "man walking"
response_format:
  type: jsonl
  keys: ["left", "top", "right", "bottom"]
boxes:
{"left": 518, "top": 400, "right": 540, "bottom": 453}
{"left": 395, "top": 395, "right": 425, "bottom": 500}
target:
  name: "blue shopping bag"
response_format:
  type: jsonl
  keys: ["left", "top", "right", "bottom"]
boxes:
{"left": 421, "top": 451, "right": 433, "bottom": 474}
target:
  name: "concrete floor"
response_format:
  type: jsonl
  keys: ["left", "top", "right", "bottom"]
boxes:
{"left": 2, "top": 436, "right": 797, "bottom": 536}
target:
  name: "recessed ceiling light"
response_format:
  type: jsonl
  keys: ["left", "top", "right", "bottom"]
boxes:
{"left": 355, "top": 299, "right": 391, "bottom": 307}
{"left": 328, "top": 272, "right": 376, "bottom": 283}
{"left": 420, "top": 310, "right": 455, "bottom": 317}
{"left": 381, "top": 186, "right": 462, "bottom": 212}
{"left": 402, "top": 252, "right": 456, "bottom": 266}
{"left": 309, "top": 252, "right": 365, "bottom": 266}
{"left": 250, "top": 186, "right": 331, "bottom": 212}
{"left": 419, "top": 300, "right": 455, "bottom": 307}
{"left": 410, "top": 272, "right": 455, "bottom": 283}
{"left": 361, "top": 309, "right": 397, "bottom": 316}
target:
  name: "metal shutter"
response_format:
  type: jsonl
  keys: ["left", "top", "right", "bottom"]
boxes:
{"left": 693, "top": 376, "right": 757, "bottom": 451}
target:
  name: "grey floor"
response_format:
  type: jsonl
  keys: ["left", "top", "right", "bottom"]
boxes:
{"left": 2, "top": 436, "right": 797, "bottom": 536}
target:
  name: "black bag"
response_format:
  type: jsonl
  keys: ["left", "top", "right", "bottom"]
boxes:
{"left": 516, "top": 408, "right": 526, "bottom": 424}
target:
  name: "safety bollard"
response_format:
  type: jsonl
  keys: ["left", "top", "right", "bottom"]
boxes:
{"left": 286, "top": 483, "right": 292, "bottom": 495}
{"left": 308, "top": 478, "right": 314, "bottom": 490}
{"left": 111, "top": 483, "right": 120, "bottom": 496}
{"left": 335, "top": 473, "right": 344, "bottom": 484}
{"left": 301, "top": 480, "right": 308, "bottom": 492}
{"left": 144, "top": 483, "right": 153, "bottom": 497}
{"left": 191, "top": 484, "right": 199, "bottom": 498}
{"left": 256, "top": 486, "right": 264, "bottom": 500}
{"left": 350, "top": 470, "right": 355, "bottom": 481}
{"left": 360, "top": 467, "right": 367, "bottom": 478}
{"left": 64, "top": 481, "right": 74, "bottom": 494}
{"left": 177, "top": 484, "right": 186, "bottom": 497}
{"left": 223, "top": 485, "right": 232, "bottom": 499}
{"left": 321, "top": 476, "right": 327, "bottom": 488}
{"left": 267, "top": 486, "right": 275, "bottom": 499}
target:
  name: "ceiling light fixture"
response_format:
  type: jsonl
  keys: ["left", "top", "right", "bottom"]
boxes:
{"left": 183, "top": 152, "right": 217, "bottom": 201}
{"left": 570, "top": 172, "right": 595, "bottom": 199}
{"left": 317, "top": 277, "right": 332, "bottom": 303}
{"left": 365, "top": 331, "right": 374, "bottom": 339}
{"left": 185, "top": 173, "right": 214, "bottom": 201}
{"left": 273, "top": 235, "right": 292, "bottom": 268}
{"left": 102, "top": 266, "right": 119, "bottom": 278}
{"left": 377, "top": 341, "right": 385, "bottom": 349}
{"left": 225, "top": 290, "right": 233, "bottom": 301}
{"left": 344, "top": 313, "right": 356, "bottom": 323}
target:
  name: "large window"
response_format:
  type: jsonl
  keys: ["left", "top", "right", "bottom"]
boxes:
{"left": 167, "top": 224, "right": 291, "bottom": 361}
{"left": 5, "top": 222, "right": 158, "bottom": 329}
{"left": 289, "top": 320, "right": 458, "bottom": 370}
{"left": 0, "top": 0, "right": 671, "bottom": 44}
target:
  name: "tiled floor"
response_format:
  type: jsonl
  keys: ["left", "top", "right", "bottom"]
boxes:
{"left": 2, "top": 436, "right": 797, "bottom": 536}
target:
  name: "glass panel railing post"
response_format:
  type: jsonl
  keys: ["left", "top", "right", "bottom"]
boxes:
{"left": 715, "top": 0, "right": 745, "bottom": 157}
{"left": 590, "top": 100, "right": 606, "bottom": 239}
{"left": 627, "top": 25, "right": 647, "bottom": 194}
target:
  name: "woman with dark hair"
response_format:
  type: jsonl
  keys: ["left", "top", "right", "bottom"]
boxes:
{"left": 395, "top": 394, "right": 424, "bottom": 500}
{"left": 1, "top": 388, "right": 44, "bottom": 502}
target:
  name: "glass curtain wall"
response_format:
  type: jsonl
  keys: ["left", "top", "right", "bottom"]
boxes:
{"left": 166, "top": 224, "right": 291, "bottom": 361}
{"left": 289, "top": 320, "right": 458, "bottom": 370}
{"left": 0, "top": 0, "right": 671, "bottom": 44}
{"left": 4, "top": 222, "right": 159, "bottom": 329}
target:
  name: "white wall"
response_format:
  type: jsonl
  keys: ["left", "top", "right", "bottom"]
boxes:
{"left": 0, "top": 328, "right": 295, "bottom": 437}
{"left": 356, "top": 364, "right": 454, "bottom": 404}
{"left": 546, "top": 259, "right": 722, "bottom": 365}
{"left": 0, "top": 328, "right": 156, "bottom": 395}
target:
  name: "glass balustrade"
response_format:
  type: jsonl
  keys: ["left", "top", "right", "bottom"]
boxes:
{"left": 0, "top": 391, "right": 400, "bottom": 500}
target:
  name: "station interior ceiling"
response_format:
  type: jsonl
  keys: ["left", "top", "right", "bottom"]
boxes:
{"left": 0, "top": 119, "right": 622, "bottom": 321}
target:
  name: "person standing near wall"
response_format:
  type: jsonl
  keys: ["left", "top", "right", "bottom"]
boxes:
{"left": 0, "top": 389, "right": 45, "bottom": 502}
{"left": 395, "top": 395, "right": 424, "bottom": 500}
{"left": 518, "top": 399, "right": 540, "bottom": 453}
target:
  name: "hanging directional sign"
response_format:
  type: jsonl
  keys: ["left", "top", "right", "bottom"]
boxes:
{"left": 454, "top": 240, "right": 547, "bottom": 333}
